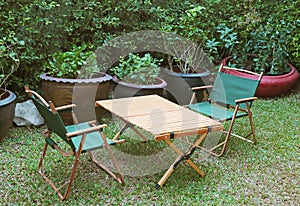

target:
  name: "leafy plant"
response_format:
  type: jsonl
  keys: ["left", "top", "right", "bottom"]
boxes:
{"left": 43, "top": 45, "right": 100, "bottom": 79}
{"left": 1, "top": 0, "right": 299, "bottom": 95}
{"left": 0, "top": 33, "right": 24, "bottom": 90}
{"left": 288, "top": 19, "right": 300, "bottom": 70}
{"left": 229, "top": 18, "right": 292, "bottom": 75}
{"left": 205, "top": 25, "right": 240, "bottom": 65}
{"left": 110, "top": 53, "right": 162, "bottom": 85}
{"left": 167, "top": 43, "right": 213, "bottom": 74}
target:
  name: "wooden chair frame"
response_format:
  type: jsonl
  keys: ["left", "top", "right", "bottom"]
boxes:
{"left": 25, "top": 86, "right": 125, "bottom": 200}
{"left": 189, "top": 65, "right": 263, "bottom": 157}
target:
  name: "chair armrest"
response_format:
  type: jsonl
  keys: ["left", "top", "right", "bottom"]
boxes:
{"left": 189, "top": 85, "right": 212, "bottom": 104}
{"left": 66, "top": 124, "right": 107, "bottom": 138}
{"left": 235, "top": 97, "right": 258, "bottom": 104}
{"left": 55, "top": 104, "right": 76, "bottom": 112}
{"left": 191, "top": 85, "right": 213, "bottom": 91}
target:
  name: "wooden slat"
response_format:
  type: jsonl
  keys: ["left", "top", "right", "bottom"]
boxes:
{"left": 127, "top": 110, "right": 220, "bottom": 135}
{"left": 97, "top": 95, "right": 182, "bottom": 118}
{"left": 96, "top": 95, "right": 223, "bottom": 137}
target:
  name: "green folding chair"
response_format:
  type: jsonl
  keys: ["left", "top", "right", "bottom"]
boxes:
{"left": 188, "top": 65, "right": 263, "bottom": 156}
{"left": 25, "top": 86, "right": 125, "bottom": 200}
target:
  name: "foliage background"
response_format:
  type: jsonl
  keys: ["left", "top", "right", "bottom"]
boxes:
{"left": 1, "top": 0, "right": 299, "bottom": 96}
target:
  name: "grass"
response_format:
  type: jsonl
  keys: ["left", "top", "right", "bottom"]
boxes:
{"left": 1, "top": 80, "right": 299, "bottom": 205}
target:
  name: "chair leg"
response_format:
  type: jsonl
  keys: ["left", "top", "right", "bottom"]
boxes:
{"left": 204, "top": 105, "right": 257, "bottom": 156}
{"left": 89, "top": 129, "right": 125, "bottom": 184}
{"left": 247, "top": 106, "right": 257, "bottom": 144}
{"left": 38, "top": 142, "right": 48, "bottom": 175}
{"left": 200, "top": 106, "right": 239, "bottom": 157}
{"left": 219, "top": 113, "right": 237, "bottom": 156}
{"left": 88, "top": 151, "right": 124, "bottom": 184}
{"left": 63, "top": 157, "right": 80, "bottom": 200}
{"left": 38, "top": 142, "right": 80, "bottom": 200}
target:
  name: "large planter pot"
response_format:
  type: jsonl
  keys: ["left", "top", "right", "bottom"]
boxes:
{"left": 40, "top": 72, "right": 112, "bottom": 124}
{"left": 160, "top": 67, "right": 211, "bottom": 105}
{"left": 0, "top": 88, "right": 16, "bottom": 141}
{"left": 111, "top": 76, "right": 167, "bottom": 99}
{"left": 222, "top": 56, "right": 299, "bottom": 98}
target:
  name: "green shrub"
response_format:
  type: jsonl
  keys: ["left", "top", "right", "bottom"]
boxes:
{"left": 0, "top": 33, "right": 25, "bottom": 90}
{"left": 110, "top": 53, "right": 162, "bottom": 85}
{"left": 226, "top": 1, "right": 299, "bottom": 74}
{"left": 0, "top": 0, "right": 181, "bottom": 93}
{"left": 1, "top": 0, "right": 299, "bottom": 95}
{"left": 43, "top": 45, "right": 100, "bottom": 79}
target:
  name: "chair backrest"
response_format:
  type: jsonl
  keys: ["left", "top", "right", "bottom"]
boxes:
{"left": 210, "top": 69, "right": 261, "bottom": 108}
{"left": 31, "top": 96, "right": 76, "bottom": 150}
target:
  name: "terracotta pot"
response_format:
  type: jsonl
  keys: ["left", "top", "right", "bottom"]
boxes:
{"left": 160, "top": 67, "right": 211, "bottom": 105}
{"left": 111, "top": 76, "right": 167, "bottom": 99}
{"left": 0, "top": 88, "right": 16, "bottom": 141}
{"left": 222, "top": 56, "right": 299, "bottom": 98}
{"left": 40, "top": 72, "right": 112, "bottom": 124}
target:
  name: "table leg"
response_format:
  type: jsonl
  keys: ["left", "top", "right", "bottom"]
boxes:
{"left": 113, "top": 120, "right": 148, "bottom": 142}
{"left": 130, "top": 127, "right": 148, "bottom": 142}
{"left": 155, "top": 155, "right": 182, "bottom": 189}
{"left": 113, "top": 122, "right": 131, "bottom": 140}
{"left": 155, "top": 133, "right": 207, "bottom": 188}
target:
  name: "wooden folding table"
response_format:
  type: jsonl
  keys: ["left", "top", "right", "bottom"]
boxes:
{"left": 96, "top": 95, "right": 223, "bottom": 188}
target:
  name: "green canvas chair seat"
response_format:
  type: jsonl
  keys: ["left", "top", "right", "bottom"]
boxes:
{"left": 188, "top": 65, "right": 263, "bottom": 156}
{"left": 188, "top": 101, "right": 248, "bottom": 121}
{"left": 25, "top": 86, "right": 125, "bottom": 201}
{"left": 66, "top": 122, "right": 116, "bottom": 152}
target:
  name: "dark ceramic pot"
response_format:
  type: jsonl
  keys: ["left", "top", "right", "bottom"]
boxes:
{"left": 160, "top": 67, "right": 211, "bottom": 105}
{"left": 0, "top": 88, "right": 16, "bottom": 141}
{"left": 222, "top": 56, "right": 299, "bottom": 98}
{"left": 111, "top": 76, "right": 167, "bottom": 99}
{"left": 40, "top": 72, "right": 112, "bottom": 124}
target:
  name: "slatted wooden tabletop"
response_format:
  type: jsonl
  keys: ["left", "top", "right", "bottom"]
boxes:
{"left": 96, "top": 95, "right": 223, "bottom": 136}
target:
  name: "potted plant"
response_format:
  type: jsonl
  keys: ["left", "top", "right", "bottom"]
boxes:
{"left": 41, "top": 45, "right": 112, "bottom": 124}
{"left": 0, "top": 36, "right": 22, "bottom": 141}
{"left": 160, "top": 42, "right": 213, "bottom": 105}
{"left": 222, "top": 19, "right": 299, "bottom": 98}
{"left": 110, "top": 53, "right": 167, "bottom": 98}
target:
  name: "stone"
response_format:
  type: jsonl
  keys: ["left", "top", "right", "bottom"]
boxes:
{"left": 13, "top": 99, "right": 44, "bottom": 126}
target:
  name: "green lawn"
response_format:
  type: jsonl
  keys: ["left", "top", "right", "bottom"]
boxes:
{"left": 1, "top": 81, "right": 299, "bottom": 205}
